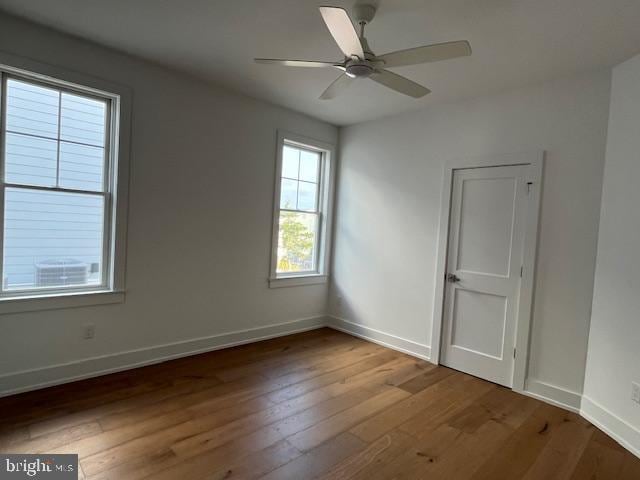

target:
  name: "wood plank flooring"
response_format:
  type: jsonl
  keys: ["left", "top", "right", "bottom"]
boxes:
{"left": 0, "top": 328, "right": 638, "bottom": 479}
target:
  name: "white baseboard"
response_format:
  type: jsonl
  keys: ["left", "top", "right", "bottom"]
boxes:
{"left": 523, "top": 378, "right": 582, "bottom": 413}
{"left": 0, "top": 315, "right": 329, "bottom": 398}
{"left": 327, "top": 315, "right": 431, "bottom": 361}
{"left": 581, "top": 396, "right": 640, "bottom": 459}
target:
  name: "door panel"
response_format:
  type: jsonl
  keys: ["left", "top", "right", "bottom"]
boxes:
{"left": 456, "top": 176, "right": 516, "bottom": 277}
{"left": 441, "top": 165, "right": 529, "bottom": 387}
{"left": 451, "top": 288, "right": 507, "bottom": 359}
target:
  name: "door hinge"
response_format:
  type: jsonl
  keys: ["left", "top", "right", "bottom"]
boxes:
{"left": 520, "top": 265, "right": 524, "bottom": 277}
{"left": 513, "top": 348, "right": 517, "bottom": 359}
{"left": 526, "top": 181, "right": 533, "bottom": 194}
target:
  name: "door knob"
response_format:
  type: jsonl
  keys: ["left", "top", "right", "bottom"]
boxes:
{"left": 446, "top": 273, "right": 461, "bottom": 283}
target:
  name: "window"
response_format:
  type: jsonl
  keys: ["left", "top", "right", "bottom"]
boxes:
{"left": 0, "top": 69, "right": 123, "bottom": 301}
{"left": 270, "top": 132, "right": 334, "bottom": 287}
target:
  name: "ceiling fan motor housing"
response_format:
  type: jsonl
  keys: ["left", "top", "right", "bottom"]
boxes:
{"left": 345, "top": 60, "right": 374, "bottom": 78}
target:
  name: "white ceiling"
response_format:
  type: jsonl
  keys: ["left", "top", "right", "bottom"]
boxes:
{"left": 1, "top": 0, "right": 639, "bottom": 125}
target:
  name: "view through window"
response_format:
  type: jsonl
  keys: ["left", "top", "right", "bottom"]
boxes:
{"left": 1, "top": 75, "right": 113, "bottom": 293}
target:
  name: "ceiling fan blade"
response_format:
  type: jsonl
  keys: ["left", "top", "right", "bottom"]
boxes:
{"left": 319, "top": 6, "right": 364, "bottom": 59}
{"left": 319, "top": 74, "right": 354, "bottom": 100}
{"left": 377, "top": 40, "right": 471, "bottom": 68}
{"left": 254, "top": 58, "right": 342, "bottom": 68}
{"left": 370, "top": 70, "right": 431, "bottom": 98}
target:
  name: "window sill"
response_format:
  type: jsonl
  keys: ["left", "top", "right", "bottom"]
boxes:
{"left": 269, "top": 275, "right": 328, "bottom": 289}
{"left": 0, "top": 290, "right": 125, "bottom": 315}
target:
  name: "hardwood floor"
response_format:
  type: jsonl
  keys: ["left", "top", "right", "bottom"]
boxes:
{"left": 0, "top": 328, "right": 638, "bottom": 479}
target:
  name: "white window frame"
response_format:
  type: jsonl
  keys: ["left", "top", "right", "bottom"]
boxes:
{"left": 0, "top": 54, "right": 130, "bottom": 314}
{"left": 269, "top": 131, "right": 335, "bottom": 288}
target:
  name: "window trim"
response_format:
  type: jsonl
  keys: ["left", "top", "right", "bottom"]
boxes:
{"left": 269, "top": 131, "right": 335, "bottom": 288}
{"left": 0, "top": 53, "right": 131, "bottom": 313}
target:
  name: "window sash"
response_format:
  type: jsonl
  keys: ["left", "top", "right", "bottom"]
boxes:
{"left": 0, "top": 71, "right": 115, "bottom": 297}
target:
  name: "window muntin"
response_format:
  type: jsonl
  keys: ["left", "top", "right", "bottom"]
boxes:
{"left": 275, "top": 143, "right": 325, "bottom": 275}
{"left": 0, "top": 74, "right": 115, "bottom": 295}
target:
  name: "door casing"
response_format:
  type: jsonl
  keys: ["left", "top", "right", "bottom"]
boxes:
{"left": 431, "top": 151, "right": 544, "bottom": 393}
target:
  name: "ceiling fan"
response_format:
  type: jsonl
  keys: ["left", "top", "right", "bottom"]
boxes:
{"left": 254, "top": 4, "right": 471, "bottom": 100}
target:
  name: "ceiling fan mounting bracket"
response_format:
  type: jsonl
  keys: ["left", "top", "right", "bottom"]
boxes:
{"left": 353, "top": 3, "right": 377, "bottom": 26}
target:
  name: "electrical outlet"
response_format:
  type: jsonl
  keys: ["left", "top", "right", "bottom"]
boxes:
{"left": 83, "top": 324, "right": 95, "bottom": 340}
{"left": 632, "top": 382, "right": 640, "bottom": 404}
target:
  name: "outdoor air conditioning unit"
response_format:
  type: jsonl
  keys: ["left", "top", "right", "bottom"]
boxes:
{"left": 35, "top": 259, "right": 89, "bottom": 287}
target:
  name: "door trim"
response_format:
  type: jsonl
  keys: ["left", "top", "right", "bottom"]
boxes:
{"left": 430, "top": 151, "right": 544, "bottom": 393}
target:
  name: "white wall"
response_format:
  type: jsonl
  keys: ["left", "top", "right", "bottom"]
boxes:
{"left": 0, "top": 14, "right": 337, "bottom": 394}
{"left": 582, "top": 54, "right": 640, "bottom": 457}
{"left": 331, "top": 71, "right": 611, "bottom": 403}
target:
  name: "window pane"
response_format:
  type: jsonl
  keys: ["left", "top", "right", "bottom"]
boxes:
{"left": 280, "top": 178, "right": 298, "bottom": 209}
{"left": 282, "top": 145, "right": 299, "bottom": 179}
{"left": 276, "top": 211, "right": 317, "bottom": 273}
{"left": 60, "top": 92, "right": 106, "bottom": 147}
{"left": 4, "top": 133, "right": 57, "bottom": 187}
{"left": 299, "top": 150, "right": 320, "bottom": 183}
{"left": 3, "top": 188, "right": 104, "bottom": 290}
{"left": 297, "top": 181, "right": 318, "bottom": 212}
{"left": 6, "top": 79, "right": 59, "bottom": 139}
{"left": 59, "top": 142, "right": 105, "bottom": 191}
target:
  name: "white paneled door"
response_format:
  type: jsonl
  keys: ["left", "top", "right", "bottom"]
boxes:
{"left": 441, "top": 165, "right": 529, "bottom": 387}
